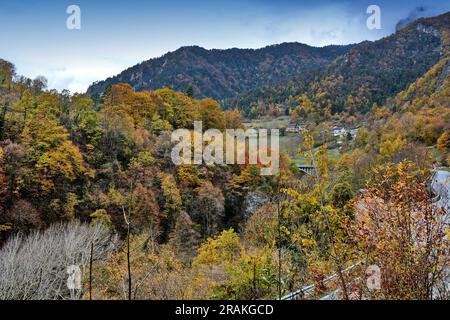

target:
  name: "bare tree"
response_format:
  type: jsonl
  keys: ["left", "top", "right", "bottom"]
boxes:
{"left": 0, "top": 221, "right": 118, "bottom": 300}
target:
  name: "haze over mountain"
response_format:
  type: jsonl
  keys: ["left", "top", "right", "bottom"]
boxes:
{"left": 396, "top": 6, "right": 433, "bottom": 31}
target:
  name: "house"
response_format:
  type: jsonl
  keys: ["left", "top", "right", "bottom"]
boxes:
{"left": 332, "top": 127, "right": 347, "bottom": 137}
{"left": 350, "top": 128, "right": 358, "bottom": 139}
{"left": 286, "top": 121, "right": 304, "bottom": 133}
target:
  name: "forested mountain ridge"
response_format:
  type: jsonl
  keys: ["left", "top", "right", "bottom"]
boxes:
{"left": 229, "top": 12, "right": 450, "bottom": 117}
{"left": 370, "top": 56, "right": 450, "bottom": 151}
{"left": 87, "top": 43, "right": 351, "bottom": 101}
{"left": 87, "top": 12, "right": 449, "bottom": 119}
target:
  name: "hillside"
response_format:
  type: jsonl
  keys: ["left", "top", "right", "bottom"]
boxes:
{"left": 371, "top": 55, "right": 450, "bottom": 151}
{"left": 229, "top": 12, "right": 449, "bottom": 116}
{"left": 87, "top": 43, "right": 351, "bottom": 101}
{"left": 0, "top": 9, "right": 449, "bottom": 302}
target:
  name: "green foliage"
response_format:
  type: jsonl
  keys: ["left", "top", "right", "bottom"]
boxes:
{"left": 90, "top": 209, "right": 113, "bottom": 229}
{"left": 0, "top": 59, "right": 15, "bottom": 89}
{"left": 331, "top": 182, "right": 354, "bottom": 209}
{"left": 437, "top": 131, "right": 449, "bottom": 154}
{"left": 185, "top": 86, "right": 194, "bottom": 98}
{"left": 160, "top": 173, "right": 182, "bottom": 240}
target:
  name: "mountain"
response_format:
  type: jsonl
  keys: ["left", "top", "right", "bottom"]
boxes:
{"left": 87, "top": 43, "right": 351, "bottom": 101}
{"left": 88, "top": 12, "right": 449, "bottom": 118}
{"left": 229, "top": 12, "right": 449, "bottom": 116}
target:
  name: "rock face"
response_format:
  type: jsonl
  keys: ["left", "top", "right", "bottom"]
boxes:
{"left": 395, "top": 6, "right": 429, "bottom": 32}
{"left": 243, "top": 191, "right": 270, "bottom": 220}
{"left": 417, "top": 23, "right": 441, "bottom": 38}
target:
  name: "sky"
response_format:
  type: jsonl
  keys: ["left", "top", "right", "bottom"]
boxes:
{"left": 0, "top": 0, "right": 449, "bottom": 93}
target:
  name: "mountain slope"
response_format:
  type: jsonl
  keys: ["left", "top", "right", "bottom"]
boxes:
{"left": 229, "top": 12, "right": 449, "bottom": 116}
{"left": 87, "top": 43, "right": 351, "bottom": 101}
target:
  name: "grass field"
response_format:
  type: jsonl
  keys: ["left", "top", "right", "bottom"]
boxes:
{"left": 293, "top": 148, "right": 342, "bottom": 164}
{"left": 244, "top": 116, "right": 343, "bottom": 165}
{"left": 430, "top": 146, "right": 444, "bottom": 161}
{"left": 243, "top": 116, "right": 291, "bottom": 130}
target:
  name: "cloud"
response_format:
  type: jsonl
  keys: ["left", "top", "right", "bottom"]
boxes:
{"left": 395, "top": 5, "right": 432, "bottom": 31}
{"left": 43, "top": 61, "right": 125, "bottom": 93}
{"left": 259, "top": 5, "right": 375, "bottom": 47}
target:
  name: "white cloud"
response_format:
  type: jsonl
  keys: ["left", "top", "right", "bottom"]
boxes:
{"left": 14, "top": 59, "right": 126, "bottom": 94}
{"left": 258, "top": 5, "right": 381, "bottom": 46}
{"left": 45, "top": 61, "right": 124, "bottom": 93}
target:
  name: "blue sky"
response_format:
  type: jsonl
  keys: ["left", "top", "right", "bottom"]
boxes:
{"left": 0, "top": 0, "right": 449, "bottom": 93}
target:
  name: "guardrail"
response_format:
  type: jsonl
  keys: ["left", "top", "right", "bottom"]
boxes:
{"left": 280, "top": 263, "right": 361, "bottom": 300}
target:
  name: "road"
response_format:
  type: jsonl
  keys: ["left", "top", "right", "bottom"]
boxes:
{"left": 431, "top": 169, "right": 450, "bottom": 214}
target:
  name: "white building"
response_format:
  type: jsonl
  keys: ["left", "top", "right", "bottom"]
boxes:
{"left": 332, "top": 127, "right": 347, "bottom": 137}
{"left": 286, "top": 122, "right": 304, "bottom": 133}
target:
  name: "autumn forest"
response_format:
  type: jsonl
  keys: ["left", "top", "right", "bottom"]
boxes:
{"left": 0, "top": 7, "right": 449, "bottom": 302}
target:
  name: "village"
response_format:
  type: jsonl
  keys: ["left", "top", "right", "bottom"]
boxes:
{"left": 244, "top": 115, "right": 361, "bottom": 169}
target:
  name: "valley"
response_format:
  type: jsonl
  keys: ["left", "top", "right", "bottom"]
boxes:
{"left": 0, "top": 9, "right": 448, "bottom": 301}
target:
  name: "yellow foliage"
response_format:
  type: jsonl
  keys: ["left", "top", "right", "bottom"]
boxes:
{"left": 193, "top": 229, "right": 242, "bottom": 267}
{"left": 379, "top": 136, "right": 406, "bottom": 158}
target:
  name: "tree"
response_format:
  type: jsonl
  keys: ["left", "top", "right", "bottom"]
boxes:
{"left": 93, "top": 231, "right": 188, "bottom": 300}
{"left": 185, "top": 86, "right": 194, "bottom": 98}
{"left": 63, "top": 192, "right": 79, "bottom": 220}
{"left": 379, "top": 136, "right": 406, "bottom": 159}
{"left": 199, "top": 98, "right": 224, "bottom": 130}
{"left": 89, "top": 209, "right": 113, "bottom": 230}
{"left": 0, "top": 222, "right": 117, "bottom": 300}
{"left": 355, "top": 127, "right": 369, "bottom": 148}
{"left": 34, "top": 140, "right": 85, "bottom": 194}
{"left": 67, "top": 95, "right": 102, "bottom": 148}
{"left": 191, "top": 229, "right": 279, "bottom": 299}
{"left": 169, "top": 211, "right": 200, "bottom": 263}
{"left": 351, "top": 161, "right": 448, "bottom": 299}
{"left": 244, "top": 203, "right": 277, "bottom": 247}
{"left": 299, "top": 94, "right": 313, "bottom": 113}
{"left": 224, "top": 109, "right": 244, "bottom": 129}
{"left": 331, "top": 182, "right": 354, "bottom": 209}
{"left": 160, "top": 173, "right": 182, "bottom": 240}
{"left": 191, "top": 181, "right": 225, "bottom": 237}
{"left": 1, "top": 141, "right": 24, "bottom": 210}
{"left": 344, "top": 95, "right": 356, "bottom": 115}
{"left": 193, "top": 229, "right": 241, "bottom": 267}
{"left": 0, "top": 59, "right": 15, "bottom": 90}
{"left": 4, "top": 89, "right": 34, "bottom": 139}
{"left": 20, "top": 110, "right": 86, "bottom": 219}
{"left": 437, "top": 131, "right": 449, "bottom": 159}
{"left": 282, "top": 130, "right": 352, "bottom": 299}
{"left": 0, "top": 146, "right": 8, "bottom": 212}
{"left": 8, "top": 200, "right": 43, "bottom": 232}
{"left": 31, "top": 76, "right": 48, "bottom": 95}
